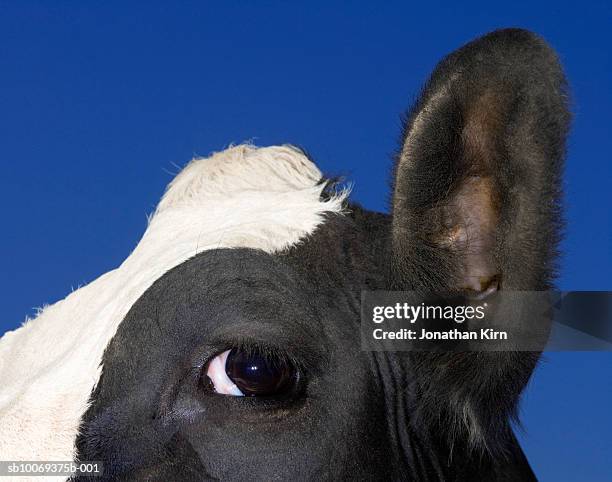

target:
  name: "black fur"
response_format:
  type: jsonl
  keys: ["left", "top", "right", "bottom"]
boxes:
{"left": 74, "top": 29, "right": 569, "bottom": 481}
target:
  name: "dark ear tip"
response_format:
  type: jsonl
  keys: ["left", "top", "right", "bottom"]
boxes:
{"left": 477, "top": 27, "right": 571, "bottom": 114}
{"left": 479, "top": 27, "right": 542, "bottom": 43}
{"left": 428, "top": 27, "right": 569, "bottom": 107}
{"left": 464, "top": 27, "right": 561, "bottom": 66}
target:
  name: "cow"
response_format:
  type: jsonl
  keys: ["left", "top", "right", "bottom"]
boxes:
{"left": 0, "top": 28, "right": 569, "bottom": 481}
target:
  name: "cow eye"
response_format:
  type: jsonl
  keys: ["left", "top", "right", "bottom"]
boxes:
{"left": 203, "top": 348, "right": 297, "bottom": 397}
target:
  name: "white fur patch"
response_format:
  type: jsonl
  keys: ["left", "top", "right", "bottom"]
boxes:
{"left": 0, "top": 144, "right": 347, "bottom": 462}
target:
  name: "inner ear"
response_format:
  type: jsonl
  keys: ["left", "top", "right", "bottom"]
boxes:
{"left": 462, "top": 90, "right": 504, "bottom": 166}
{"left": 390, "top": 88, "right": 510, "bottom": 293}
{"left": 441, "top": 90, "right": 506, "bottom": 292}
{"left": 440, "top": 175, "right": 499, "bottom": 293}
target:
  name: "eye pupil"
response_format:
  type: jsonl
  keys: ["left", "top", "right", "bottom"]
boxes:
{"left": 224, "top": 349, "right": 294, "bottom": 397}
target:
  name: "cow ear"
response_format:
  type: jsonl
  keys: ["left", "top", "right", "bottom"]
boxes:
{"left": 390, "top": 28, "right": 570, "bottom": 293}
{"left": 388, "top": 29, "right": 570, "bottom": 456}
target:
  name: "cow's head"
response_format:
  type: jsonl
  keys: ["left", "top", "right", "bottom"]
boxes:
{"left": 1, "top": 29, "right": 569, "bottom": 481}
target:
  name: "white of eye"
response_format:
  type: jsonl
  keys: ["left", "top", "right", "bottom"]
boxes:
{"left": 206, "top": 350, "right": 244, "bottom": 396}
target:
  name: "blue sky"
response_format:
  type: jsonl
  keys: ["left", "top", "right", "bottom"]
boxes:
{"left": 1, "top": 1, "right": 610, "bottom": 479}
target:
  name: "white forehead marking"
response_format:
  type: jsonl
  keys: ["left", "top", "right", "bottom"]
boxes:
{"left": 0, "top": 144, "right": 348, "bottom": 461}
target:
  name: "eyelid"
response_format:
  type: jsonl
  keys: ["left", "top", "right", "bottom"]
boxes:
{"left": 206, "top": 350, "right": 244, "bottom": 397}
